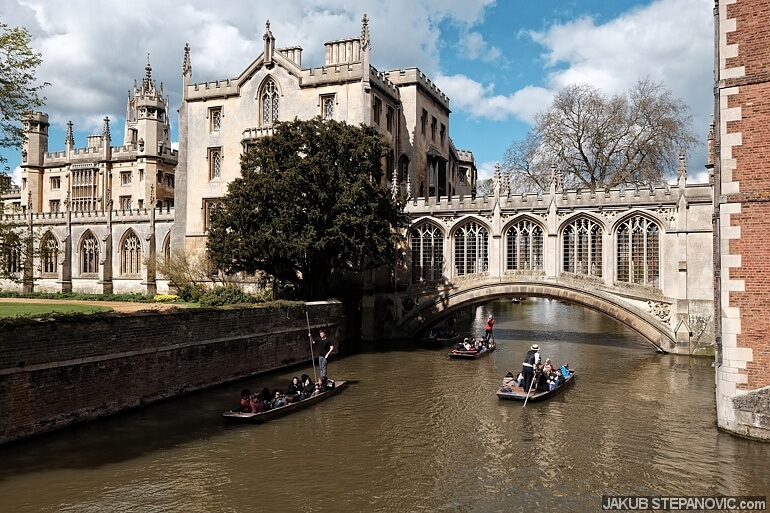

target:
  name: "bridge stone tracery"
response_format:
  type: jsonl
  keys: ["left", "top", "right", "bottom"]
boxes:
{"left": 364, "top": 176, "right": 715, "bottom": 355}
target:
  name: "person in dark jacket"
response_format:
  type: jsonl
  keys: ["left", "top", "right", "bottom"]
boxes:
{"left": 287, "top": 376, "right": 302, "bottom": 402}
{"left": 521, "top": 344, "right": 541, "bottom": 393}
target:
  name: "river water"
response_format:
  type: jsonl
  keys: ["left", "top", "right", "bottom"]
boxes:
{"left": 1, "top": 298, "right": 768, "bottom": 512}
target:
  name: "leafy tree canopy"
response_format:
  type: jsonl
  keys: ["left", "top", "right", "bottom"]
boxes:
{"left": 503, "top": 78, "right": 698, "bottom": 193}
{"left": 0, "top": 20, "right": 47, "bottom": 172}
{"left": 206, "top": 117, "right": 408, "bottom": 299}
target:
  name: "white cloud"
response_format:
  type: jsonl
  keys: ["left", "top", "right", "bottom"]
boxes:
{"left": 458, "top": 31, "right": 502, "bottom": 62}
{"left": 11, "top": 166, "right": 22, "bottom": 187}
{"left": 435, "top": 73, "right": 552, "bottom": 122}
{"left": 477, "top": 160, "right": 498, "bottom": 181}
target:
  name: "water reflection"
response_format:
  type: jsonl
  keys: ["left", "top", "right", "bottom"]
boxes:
{"left": 1, "top": 298, "right": 768, "bottom": 512}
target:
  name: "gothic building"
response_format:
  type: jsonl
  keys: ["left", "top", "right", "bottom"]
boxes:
{"left": 1, "top": 16, "right": 476, "bottom": 295}
{"left": 2, "top": 60, "right": 177, "bottom": 294}
{"left": 172, "top": 17, "right": 477, "bottom": 258}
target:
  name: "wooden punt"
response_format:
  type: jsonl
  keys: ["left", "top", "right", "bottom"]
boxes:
{"left": 496, "top": 372, "right": 576, "bottom": 402}
{"left": 448, "top": 344, "right": 496, "bottom": 359}
{"left": 222, "top": 380, "right": 347, "bottom": 423}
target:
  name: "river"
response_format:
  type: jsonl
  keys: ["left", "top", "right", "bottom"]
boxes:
{"left": 1, "top": 298, "right": 768, "bottom": 512}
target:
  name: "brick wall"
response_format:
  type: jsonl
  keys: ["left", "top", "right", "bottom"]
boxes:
{"left": 0, "top": 302, "right": 353, "bottom": 444}
{"left": 722, "top": 0, "right": 770, "bottom": 392}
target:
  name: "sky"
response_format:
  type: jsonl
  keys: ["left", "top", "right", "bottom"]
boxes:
{"left": 0, "top": 0, "right": 714, "bottom": 186}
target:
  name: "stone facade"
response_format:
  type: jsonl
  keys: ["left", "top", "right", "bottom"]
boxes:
{"left": 714, "top": 0, "right": 770, "bottom": 440}
{"left": 172, "top": 18, "right": 476, "bottom": 257}
{"left": 1, "top": 60, "right": 177, "bottom": 295}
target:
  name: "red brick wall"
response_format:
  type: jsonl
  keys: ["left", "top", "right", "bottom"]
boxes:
{"left": 722, "top": 0, "right": 770, "bottom": 390}
{"left": 0, "top": 304, "right": 352, "bottom": 444}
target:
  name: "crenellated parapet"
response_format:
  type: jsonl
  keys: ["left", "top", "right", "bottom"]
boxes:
{"left": 385, "top": 68, "right": 450, "bottom": 110}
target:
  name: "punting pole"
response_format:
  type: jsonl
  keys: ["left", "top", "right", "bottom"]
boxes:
{"left": 306, "top": 309, "right": 318, "bottom": 382}
{"left": 523, "top": 372, "right": 537, "bottom": 408}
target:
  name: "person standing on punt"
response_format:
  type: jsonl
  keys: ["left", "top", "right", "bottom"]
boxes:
{"left": 484, "top": 314, "right": 496, "bottom": 342}
{"left": 313, "top": 329, "right": 334, "bottom": 379}
{"left": 521, "top": 344, "right": 541, "bottom": 392}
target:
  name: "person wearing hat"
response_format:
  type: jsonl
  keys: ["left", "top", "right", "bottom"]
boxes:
{"left": 521, "top": 344, "right": 541, "bottom": 393}
{"left": 484, "top": 314, "right": 496, "bottom": 342}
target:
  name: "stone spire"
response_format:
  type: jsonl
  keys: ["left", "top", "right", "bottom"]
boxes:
{"left": 142, "top": 54, "right": 153, "bottom": 93}
{"left": 182, "top": 43, "right": 192, "bottom": 77}
{"left": 677, "top": 148, "right": 687, "bottom": 185}
{"left": 103, "top": 116, "right": 111, "bottom": 140}
{"left": 361, "top": 14, "right": 371, "bottom": 91}
{"left": 263, "top": 20, "right": 275, "bottom": 67}
{"left": 65, "top": 121, "right": 74, "bottom": 148}
{"left": 493, "top": 162, "right": 501, "bottom": 198}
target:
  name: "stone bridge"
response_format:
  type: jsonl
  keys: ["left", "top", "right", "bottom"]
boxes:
{"left": 363, "top": 166, "right": 715, "bottom": 355}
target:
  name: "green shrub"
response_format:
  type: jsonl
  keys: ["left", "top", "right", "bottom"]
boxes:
{"left": 175, "top": 283, "right": 207, "bottom": 302}
{"left": 199, "top": 285, "right": 255, "bottom": 307}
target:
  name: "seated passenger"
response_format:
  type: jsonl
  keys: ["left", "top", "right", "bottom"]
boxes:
{"left": 549, "top": 368, "right": 565, "bottom": 391}
{"left": 463, "top": 339, "right": 473, "bottom": 351}
{"left": 501, "top": 372, "right": 516, "bottom": 392}
{"left": 287, "top": 376, "right": 302, "bottom": 402}
{"left": 250, "top": 392, "right": 265, "bottom": 413}
{"left": 261, "top": 387, "right": 273, "bottom": 410}
{"left": 271, "top": 389, "right": 287, "bottom": 408}
{"left": 240, "top": 389, "right": 253, "bottom": 413}
{"left": 534, "top": 364, "right": 550, "bottom": 392}
{"left": 560, "top": 364, "right": 571, "bottom": 378}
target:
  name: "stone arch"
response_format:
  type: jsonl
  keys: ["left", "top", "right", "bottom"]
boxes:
{"left": 397, "top": 280, "right": 675, "bottom": 352}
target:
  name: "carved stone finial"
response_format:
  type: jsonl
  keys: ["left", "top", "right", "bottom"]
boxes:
{"left": 150, "top": 184, "right": 155, "bottom": 205}
{"left": 391, "top": 170, "right": 399, "bottom": 201}
{"left": 405, "top": 173, "right": 412, "bottom": 201}
{"left": 103, "top": 116, "right": 111, "bottom": 139}
{"left": 65, "top": 121, "right": 74, "bottom": 147}
{"left": 27, "top": 190, "right": 32, "bottom": 210}
{"left": 361, "top": 14, "right": 370, "bottom": 49}
{"left": 182, "top": 43, "right": 192, "bottom": 77}
{"left": 677, "top": 149, "right": 687, "bottom": 182}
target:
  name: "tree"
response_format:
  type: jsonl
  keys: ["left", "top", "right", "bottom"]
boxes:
{"left": 503, "top": 78, "right": 697, "bottom": 193}
{"left": 474, "top": 178, "right": 495, "bottom": 197}
{"left": 0, "top": 20, "right": 48, "bottom": 172}
{"left": 206, "top": 117, "right": 409, "bottom": 300}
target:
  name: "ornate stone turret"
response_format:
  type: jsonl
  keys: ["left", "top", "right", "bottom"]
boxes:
{"left": 65, "top": 120, "right": 74, "bottom": 152}
{"left": 263, "top": 20, "right": 275, "bottom": 68}
{"left": 124, "top": 55, "right": 170, "bottom": 153}
{"left": 361, "top": 14, "right": 371, "bottom": 91}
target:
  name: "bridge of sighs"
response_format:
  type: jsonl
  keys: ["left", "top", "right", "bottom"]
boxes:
{"left": 363, "top": 166, "right": 715, "bottom": 355}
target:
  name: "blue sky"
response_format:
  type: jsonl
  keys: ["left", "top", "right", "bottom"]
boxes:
{"left": 1, "top": 0, "right": 713, "bottom": 185}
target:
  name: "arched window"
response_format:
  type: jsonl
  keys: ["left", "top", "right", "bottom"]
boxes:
{"left": 162, "top": 233, "right": 171, "bottom": 265}
{"left": 398, "top": 154, "right": 409, "bottom": 182}
{"left": 506, "top": 219, "right": 543, "bottom": 271}
{"left": 41, "top": 232, "right": 59, "bottom": 275}
{"left": 3, "top": 232, "right": 22, "bottom": 274}
{"left": 563, "top": 217, "right": 602, "bottom": 277}
{"left": 411, "top": 222, "right": 444, "bottom": 283}
{"left": 260, "top": 78, "right": 279, "bottom": 126}
{"left": 617, "top": 215, "right": 660, "bottom": 287}
{"left": 81, "top": 232, "right": 100, "bottom": 275}
{"left": 454, "top": 221, "right": 488, "bottom": 276}
{"left": 121, "top": 231, "right": 142, "bottom": 275}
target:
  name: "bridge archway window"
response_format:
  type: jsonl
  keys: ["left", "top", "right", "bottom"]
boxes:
{"left": 454, "top": 221, "right": 489, "bottom": 276}
{"left": 410, "top": 222, "right": 444, "bottom": 283}
{"left": 563, "top": 217, "right": 602, "bottom": 277}
{"left": 506, "top": 219, "right": 544, "bottom": 271}
{"left": 616, "top": 215, "right": 660, "bottom": 287}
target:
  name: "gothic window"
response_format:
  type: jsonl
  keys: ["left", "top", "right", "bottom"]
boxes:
{"left": 321, "top": 96, "right": 334, "bottom": 120}
{"left": 260, "top": 79, "right": 279, "bottom": 125}
{"left": 410, "top": 222, "right": 444, "bottom": 283}
{"left": 50, "top": 176, "right": 61, "bottom": 189}
{"left": 506, "top": 219, "right": 544, "bottom": 271}
{"left": 80, "top": 232, "right": 99, "bottom": 275}
{"left": 210, "top": 107, "right": 222, "bottom": 131}
{"left": 41, "top": 232, "right": 59, "bottom": 275}
{"left": 3, "top": 232, "right": 22, "bottom": 274}
{"left": 203, "top": 199, "right": 224, "bottom": 231}
{"left": 121, "top": 231, "right": 142, "bottom": 275}
{"left": 373, "top": 96, "right": 382, "bottom": 125}
{"left": 72, "top": 168, "right": 98, "bottom": 212}
{"left": 120, "top": 171, "right": 132, "bottom": 185}
{"left": 209, "top": 148, "right": 222, "bottom": 180}
{"left": 431, "top": 116, "right": 437, "bottom": 141}
{"left": 49, "top": 200, "right": 60, "bottom": 213}
{"left": 440, "top": 123, "right": 446, "bottom": 146}
{"left": 421, "top": 109, "right": 427, "bottom": 135}
{"left": 563, "top": 217, "right": 602, "bottom": 277}
{"left": 386, "top": 105, "right": 394, "bottom": 132}
{"left": 454, "top": 221, "right": 489, "bottom": 276}
{"left": 616, "top": 215, "right": 660, "bottom": 287}
{"left": 120, "top": 196, "right": 132, "bottom": 210}
{"left": 399, "top": 155, "right": 409, "bottom": 182}
{"left": 162, "top": 234, "right": 171, "bottom": 265}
